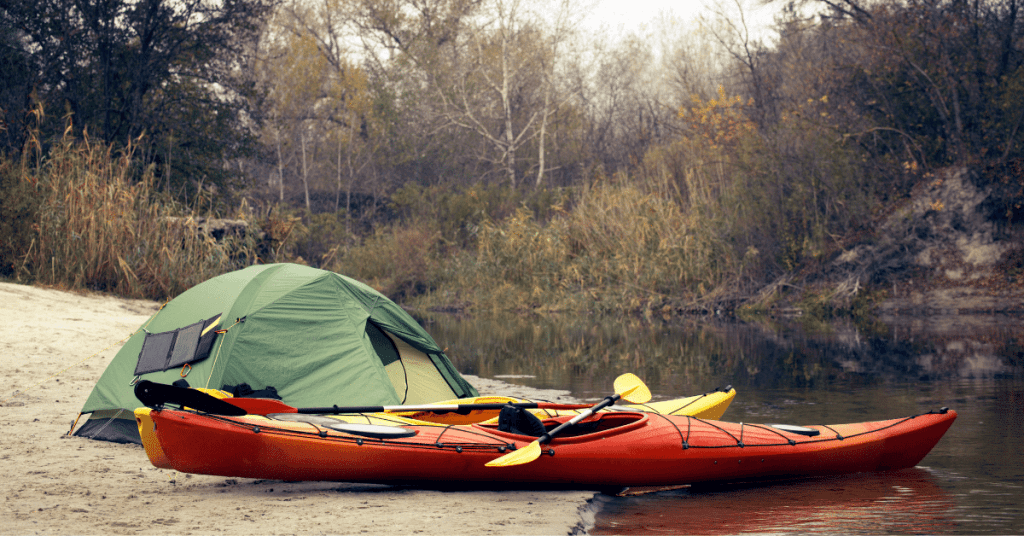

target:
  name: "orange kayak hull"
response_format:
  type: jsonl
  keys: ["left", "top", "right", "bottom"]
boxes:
{"left": 139, "top": 408, "right": 956, "bottom": 488}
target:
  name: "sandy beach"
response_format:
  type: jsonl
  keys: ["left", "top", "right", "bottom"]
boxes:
{"left": 0, "top": 282, "right": 595, "bottom": 535}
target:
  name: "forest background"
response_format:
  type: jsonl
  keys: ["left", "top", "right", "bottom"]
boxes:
{"left": 2, "top": 0, "right": 1023, "bottom": 319}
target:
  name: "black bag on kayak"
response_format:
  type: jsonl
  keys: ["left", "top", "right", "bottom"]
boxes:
{"left": 223, "top": 382, "right": 282, "bottom": 400}
{"left": 497, "top": 404, "right": 547, "bottom": 437}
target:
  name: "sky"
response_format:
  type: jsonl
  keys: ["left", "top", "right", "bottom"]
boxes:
{"left": 583, "top": 0, "right": 780, "bottom": 40}
{"left": 587, "top": 0, "right": 703, "bottom": 31}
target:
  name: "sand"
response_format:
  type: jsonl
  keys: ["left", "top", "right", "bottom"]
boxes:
{"left": 0, "top": 282, "right": 595, "bottom": 535}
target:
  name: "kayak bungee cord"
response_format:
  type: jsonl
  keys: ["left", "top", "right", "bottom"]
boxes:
{"left": 821, "top": 424, "right": 845, "bottom": 440}
{"left": 662, "top": 408, "right": 953, "bottom": 451}
{"left": 647, "top": 412, "right": 689, "bottom": 449}
{"left": 626, "top": 384, "right": 734, "bottom": 416}
{"left": 745, "top": 422, "right": 803, "bottom": 446}
{"left": 196, "top": 411, "right": 516, "bottom": 453}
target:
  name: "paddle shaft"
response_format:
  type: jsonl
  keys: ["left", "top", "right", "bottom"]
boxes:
{"left": 535, "top": 393, "right": 620, "bottom": 445}
{"left": 135, "top": 380, "right": 596, "bottom": 416}
{"left": 292, "top": 402, "right": 593, "bottom": 414}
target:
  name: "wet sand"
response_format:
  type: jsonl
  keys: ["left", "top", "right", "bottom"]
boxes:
{"left": 0, "top": 282, "right": 594, "bottom": 535}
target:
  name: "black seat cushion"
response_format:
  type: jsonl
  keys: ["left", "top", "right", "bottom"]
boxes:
{"left": 497, "top": 404, "right": 547, "bottom": 437}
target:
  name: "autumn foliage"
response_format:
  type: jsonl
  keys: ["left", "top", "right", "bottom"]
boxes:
{"left": 2, "top": 0, "right": 1022, "bottom": 314}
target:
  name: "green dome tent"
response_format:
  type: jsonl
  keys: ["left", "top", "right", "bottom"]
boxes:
{"left": 74, "top": 263, "right": 478, "bottom": 444}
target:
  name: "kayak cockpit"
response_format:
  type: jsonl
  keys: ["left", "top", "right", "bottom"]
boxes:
{"left": 475, "top": 411, "right": 649, "bottom": 442}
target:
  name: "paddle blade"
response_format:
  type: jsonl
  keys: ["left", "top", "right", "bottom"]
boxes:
{"left": 134, "top": 380, "right": 247, "bottom": 416}
{"left": 485, "top": 440, "right": 542, "bottom": 467}
{"left": 613, "top": 373, "right": 651, "bottom": 404}
{"left": 224, "top": 397, "right": 296, "bottom": 415}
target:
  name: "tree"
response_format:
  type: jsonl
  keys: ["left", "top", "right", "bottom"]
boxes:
{"left": 702, "top": 0, "right": 780, "bottom": 128}
{"left": 0, "top": 0, "right": 275, "bottom": 197}
{"left": 788, "top": 0, "right": 1024, "bottom": 166}
{"left": 0, "top": 24, "right": 33, "bottom": 153}
{"left": 258, "top": 0, "right": 382, "bottom": 228}
{"left": 286, "top": 0, "right": 378, "bottom": 220}
{"left": 259, "top": 24, "right": 328, "bottom": 211}
{"left": 351, "top": 0, "right": 582, "bottom": 188}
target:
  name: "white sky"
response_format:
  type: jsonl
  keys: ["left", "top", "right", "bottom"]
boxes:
{"left": 583, "top": 0, "right": 780, "bottom": 40}
{"left": 586, "top": 0, "right": 701, "bottom": 31}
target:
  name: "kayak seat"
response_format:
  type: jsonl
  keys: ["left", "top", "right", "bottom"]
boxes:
{"left": 497, "top": 404, "right": 546, "bottom": 437}
{"left": 542, "top": 414, "right": 642, "bottom": 438}
{"left": 481, "top": 412, "right": 649, "bottom": 440}
{"left": 558, "top": 420, "right": 601, "bottom": 435}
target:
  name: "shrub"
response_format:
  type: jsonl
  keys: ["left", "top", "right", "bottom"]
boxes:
{"left": 390, "top": 182, "right": 570, "bottom": 248}
{"left": 15, "top": 135, "right": 251, "bottom": 299}
{"left": 331, "top": 222, "right": 442, "bottom": 301}
{"left": 292, "top": 210, "right": 348, "bottom": 266}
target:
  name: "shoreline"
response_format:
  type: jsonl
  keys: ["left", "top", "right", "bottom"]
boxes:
{"left": 0, "top": 281, "right": 595, "bottom": 535}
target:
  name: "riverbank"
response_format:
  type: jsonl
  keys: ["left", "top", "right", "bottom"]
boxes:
{"left": 0, "top": 281, "right": 594, "bottom": 535}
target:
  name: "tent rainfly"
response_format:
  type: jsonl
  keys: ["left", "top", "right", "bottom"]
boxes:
{"left": 74, "top": 263, "right": 478, "bottom": 444}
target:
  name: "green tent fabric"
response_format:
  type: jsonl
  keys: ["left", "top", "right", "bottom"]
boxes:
{"left": 74, "top": 263, "right": 478, "bottom": 444}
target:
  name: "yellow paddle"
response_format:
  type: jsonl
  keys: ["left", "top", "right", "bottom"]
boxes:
{"left": 485, "top": 373, "right": 652, "bottom": 468}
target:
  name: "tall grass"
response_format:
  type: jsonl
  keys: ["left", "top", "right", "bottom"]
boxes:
{"left": 16, "top": 135, "right": 251, "bottom": 299}
{"left": 409, "top": 180, "right": 749, "bottom": 314}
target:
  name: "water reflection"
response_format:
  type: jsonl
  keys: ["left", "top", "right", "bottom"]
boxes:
{"left": 419, "top": 312, "right": 1024, "bottom": 535}
{"left": 589, "top": 469, "right": 956, "bottom": 535}
{"left": 883, "top": 314, "right": 1024, "bottom": 379}
{"left": 420, "top": 313, "right": 1024, "bottom": 400}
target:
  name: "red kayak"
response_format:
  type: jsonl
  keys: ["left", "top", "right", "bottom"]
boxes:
{"left": 135, "top": 405, "right": 956, "bottom": 488}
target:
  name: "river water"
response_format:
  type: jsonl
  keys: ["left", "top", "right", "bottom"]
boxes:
{"left": 422, "top": 312, "right": 1024, "bottom": 535}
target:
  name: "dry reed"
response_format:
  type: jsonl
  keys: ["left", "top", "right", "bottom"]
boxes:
{"left": 18, "top": 135, "right": 248, "bottom": 299}
{"left": 432, "top": 180, "right": 744, "bottom": 314}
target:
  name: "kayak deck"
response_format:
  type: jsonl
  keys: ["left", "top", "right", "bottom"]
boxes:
{"left": 136, "top": 405, "right": 956, "bottom": 488}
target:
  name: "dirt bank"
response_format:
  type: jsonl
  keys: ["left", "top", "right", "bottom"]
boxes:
{"left": 766, "top": 165, "right": 1024, "bottom": 316}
